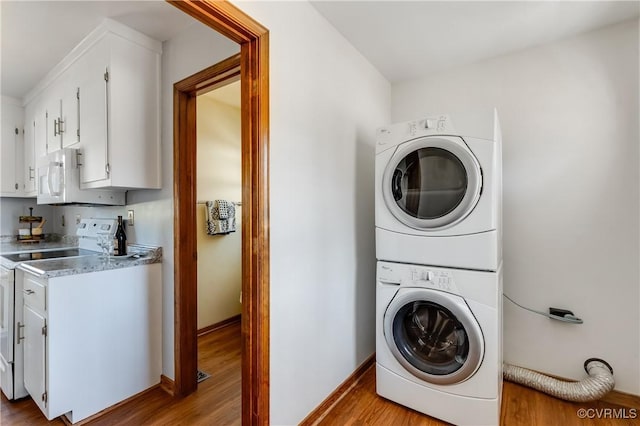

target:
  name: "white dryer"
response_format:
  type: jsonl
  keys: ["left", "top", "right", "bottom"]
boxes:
{"left": 376, "top": 261, "right": 503, "bottom": 426}
{"left": 375, "top": 110, "right": 502, "bottom": 271}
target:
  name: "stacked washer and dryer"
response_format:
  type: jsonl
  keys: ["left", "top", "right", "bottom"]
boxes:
{"left": 374, "top": 110, "right": 503, "bottom": 425}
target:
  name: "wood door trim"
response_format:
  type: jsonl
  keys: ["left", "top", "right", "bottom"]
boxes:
{"left": 169, "top": 2, "right": 269, "bottom": 425}
{"left": 160, "top": 375, "right": 176, "bottom": 397}
{"left": 175, "top": 52, "right": 241, "bottom": 96}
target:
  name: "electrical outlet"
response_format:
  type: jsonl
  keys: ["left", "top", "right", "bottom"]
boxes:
{"left": 127, "top": 210, "right": 134, "bottom": 226}
{"left": 76, "top": 214, "right": 81, "bottom": 225}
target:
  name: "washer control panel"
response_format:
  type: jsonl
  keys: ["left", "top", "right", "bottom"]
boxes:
{"left": 377, "top": 262, "right": 459, "bottom": 294}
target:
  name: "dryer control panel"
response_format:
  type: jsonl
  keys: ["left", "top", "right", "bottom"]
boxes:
{"left": 377, "top": 261, "right": 460, "bottom": 294}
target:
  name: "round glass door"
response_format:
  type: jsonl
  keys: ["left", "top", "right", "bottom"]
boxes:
{"left": 384, "top": 289, "right": 483, "bottom": 385}
{"left": 382, "top": 136, "right": 482, "bottom": 230}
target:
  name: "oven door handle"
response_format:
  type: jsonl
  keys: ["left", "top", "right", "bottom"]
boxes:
{"left": 17, "top": 322, "right": 25, "bottom": 344}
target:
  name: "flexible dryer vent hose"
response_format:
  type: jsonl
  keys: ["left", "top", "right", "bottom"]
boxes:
{"left": 503, "top": 358, "right": 615, "bottom": 402}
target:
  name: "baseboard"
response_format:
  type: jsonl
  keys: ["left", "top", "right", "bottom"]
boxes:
{"left": 299, "top": 353, "right": 376, "bottom": 426}
{"left": 160, "top": 374, "right": 176, "bottom": 397}
{"left": 59, "top": 382, "right": 161, "bottom": 425}
{"left": 197, "top": 314, "right": 241, "bottom": 337}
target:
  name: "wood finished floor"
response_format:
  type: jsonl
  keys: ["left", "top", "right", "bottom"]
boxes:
{"left": 2, "top": 327, "right": 635, "bottom": 425}
{"left": 0, "top": 321, "right": 241, "bottom": 426}
{"left": 316, "top": 364, "right": 635, "bottom": 426}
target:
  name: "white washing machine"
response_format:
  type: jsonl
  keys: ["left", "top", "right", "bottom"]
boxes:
{"left": 375, "top": 110, "right": 502, "bottom": 271}
{"left": 376, "top": 261, "right": 503, "bottom": 426}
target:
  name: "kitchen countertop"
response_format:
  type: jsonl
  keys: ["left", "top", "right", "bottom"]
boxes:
{"left": 16, "top": 244, "right": 162, "bottom": 278}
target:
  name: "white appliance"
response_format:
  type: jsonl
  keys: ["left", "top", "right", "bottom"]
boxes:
{"left": 37, "top": 148, "right": 125, "bottom": 205}
{"left": 376, "top": 261, "right": 503, "bottom": 425}
{"left": 375, "top": 110, "right": 502, "bottom": 271}
{"left": 0, "top": 219, "right": 116, "bottom": 401}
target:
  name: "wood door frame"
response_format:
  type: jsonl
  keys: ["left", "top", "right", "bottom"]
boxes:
{"left": 169, "top": 1, "right": 269, "bottom": 425}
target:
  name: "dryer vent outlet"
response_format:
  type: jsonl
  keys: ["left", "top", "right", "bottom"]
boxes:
{"left": 503, "top": 359, "right": 615, "bottom": 402}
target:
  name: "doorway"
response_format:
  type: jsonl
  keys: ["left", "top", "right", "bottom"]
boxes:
{"left": 196, "top": 77, "right": 242, "bottom": 336}
{"left": 195, "top": 71, "right": 243, "bottom": 412}
{"left": 169, "top": 2, "right": 269, "bottom": 425}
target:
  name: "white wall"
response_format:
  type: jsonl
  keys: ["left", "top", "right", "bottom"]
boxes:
{"left": 41, "top": 5, "right": 391, "bottom": 422}
{"left": 392, "top": 19, "right": 639, "bottom": 394}
{"left": 232, "top": 2, "right": 390, "bottom": 424}
{"left": 0, "top": 198, "right": 54, "bottom": 236}
{"left": 196, "top": 94, "right": 242, "bottom": 329}
{"left": 55, "top": 20, "right": 240, "bottom": 379}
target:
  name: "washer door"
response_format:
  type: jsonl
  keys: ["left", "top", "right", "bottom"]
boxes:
{"left": 384, "top": 288, "right": 484, "bottom": 385}
{"left": 382, "top": 136, "right": 482, "bottom": 230}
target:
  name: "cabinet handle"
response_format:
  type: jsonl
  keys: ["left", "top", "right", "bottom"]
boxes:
{"left": 17, "top": 322, "right": 25, "bottom": 343}
{"left": 23, "top": 289, "right": 35, "bottom": 295}
{"left": 58, "top": 118, "right": 65, "bottom": 134}
{"left": 53, "top": 118, "right": 59, "bottom": 136}
{"left": 29, "top": 167, "right": 35, "bottom": 180}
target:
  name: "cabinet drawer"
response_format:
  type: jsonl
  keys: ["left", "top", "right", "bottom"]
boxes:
{"left": 23, "top": 275, "right": 46, "bottom": 312}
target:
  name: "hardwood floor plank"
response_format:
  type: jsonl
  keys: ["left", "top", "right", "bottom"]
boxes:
{"left": 1, "top": 321, "right": 241, "bottom": 426}
{"left": 4, "top": 326, "right": 637, "bottom": 426}
{"left": 316, "top": 364, "right": 636, "bottom": 426}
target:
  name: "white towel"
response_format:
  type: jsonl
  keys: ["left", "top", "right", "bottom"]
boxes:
{"left": 205, "top": 200, "right": 236, "bottom": 235}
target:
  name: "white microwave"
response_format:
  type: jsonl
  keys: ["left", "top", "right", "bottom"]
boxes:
{"left": 37, "top": 148, "right": 125, "bottom": 205}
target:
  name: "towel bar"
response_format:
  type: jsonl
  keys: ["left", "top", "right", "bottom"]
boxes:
{"left": 196, "top": 201, "right": 241, "bottom": 206}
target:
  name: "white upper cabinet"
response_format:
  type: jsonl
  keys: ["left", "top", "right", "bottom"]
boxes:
{"left": 43, "top": 68, "right": 80, "bottom": 152}
{"left": 1, "top": 97, "right": 25, "bottom": 196}
{"left": 23, "top": 19, "right": 162, "bottom": 191}
{"left": 77, "top": 36, "right": 109, "bottom": 185}
{"left": 43, "top": 82, "right": 62, "bottom": 154}
{"left": 22, "top": 97, "right": 47, "bottom": 197}
{"left": 23, "top": 101, "right": 37, "bottom": 195}
{"left": 33, "top": 102, "right": 48, "bottom": 170}
{"left": 60, "top": 70, "right": 80, "bottom": 149}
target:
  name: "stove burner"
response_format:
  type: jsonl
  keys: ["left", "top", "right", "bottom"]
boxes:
{"left": 2, "top": 248, "right": 95, "bottom": 262}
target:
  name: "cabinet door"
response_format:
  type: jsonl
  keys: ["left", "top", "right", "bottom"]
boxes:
{"left": 24, "top": 304, "right": 46, "bottom": 413}
{"left": 44, "top": 83, "right": 62, "bottom": 153}
{"left": 44, "top": 103, "right": 61, "bottom": 154}
{"left": 23, "top": 106, "right": 36, "bottom": 194}
{"left": 60, "top": 73, "right": 80, "bottom": 148}
{"left": 23, "top": 119, "right": 36, "bottom": 194}
{"left": 1, "top": 100, "right": 22, "bottom": 195}
{"left": 33, "top": 104, "right": 48, "bottom": 163}
{"left": 77, "top": 36, "right": 109, "bottom": 186}
{"left": 0, "top": 123, "right": 18, "bottom": 194}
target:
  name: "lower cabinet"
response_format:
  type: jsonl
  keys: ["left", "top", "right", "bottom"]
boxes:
{"left": 18, "top": 263, "right": 162, "bottom": 423}
{"left": 23, "top": 305, "right": 46, "bottom": 413}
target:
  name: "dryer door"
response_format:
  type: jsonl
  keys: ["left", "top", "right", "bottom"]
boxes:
{"left": 384, "top": 288, "right": 484, "bottom": 385}
{"left": 382, "top": 136, "right": 482, "bottom": 230}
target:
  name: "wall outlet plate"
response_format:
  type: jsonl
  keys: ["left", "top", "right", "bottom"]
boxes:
{"left": 127, "top": 210, "right": 134, "bottom": 226}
